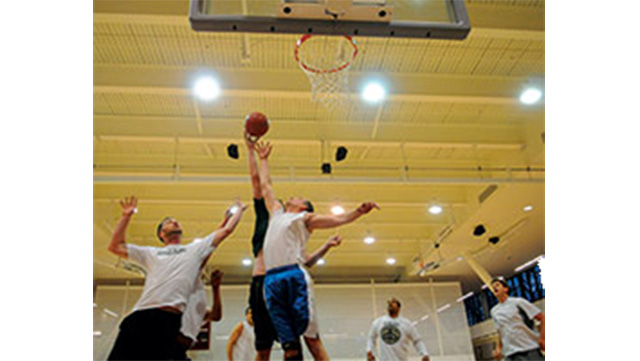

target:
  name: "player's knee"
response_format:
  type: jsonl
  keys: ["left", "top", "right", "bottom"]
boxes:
{"left": 283, "top": 341, "right": 303, "bottom": 361}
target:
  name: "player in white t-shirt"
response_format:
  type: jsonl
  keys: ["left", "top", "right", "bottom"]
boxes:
{"left": 255, "top": 142, "right": 380, "bottom": 361}
{"left": 367, "top": 298, "right": 430, "bottom": 361}
{"left": 227, "top": 308, "right": 256, "bottom": 361}
{"left": 106, "top": 196, "right": 246, "bottom": 360}
{"left": 175, "top": 269, "right": 225, "bottom": 359}
{"left": 490, "top": 278, "right": 545, "bottom": 361}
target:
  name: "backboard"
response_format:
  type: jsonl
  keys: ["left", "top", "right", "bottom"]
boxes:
{"left": 189, "top": 0, "right": 471, "bottom": 40}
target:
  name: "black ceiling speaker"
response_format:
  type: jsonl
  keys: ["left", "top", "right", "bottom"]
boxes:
{"left": 473, "top": 224, "right": 486, "bottom": 237}
{"left": 489, "top": 236, "right": 500, "bottom": 245}
{"left": 227, "top": 144, "right": 239, "bottom": 159}
{"left": 321, "top": 163, "right": 332, "bottom": 174}
{"left": 335, "top": 146, "right": 348, "bottom": 162}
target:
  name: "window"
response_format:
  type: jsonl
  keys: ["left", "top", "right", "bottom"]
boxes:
{"left": 463, "top": 264, "right": 544, "bottom": 326}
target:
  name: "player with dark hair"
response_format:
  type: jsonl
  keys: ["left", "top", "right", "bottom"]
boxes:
{"left": 227, "top": 307, "right": 256, "bottom": 361}
{"left": 106, "top": 196, "right": 246, "bottom": 360}
{"left": 491, "top": 278, "right": 545, "bottom": 361}
{"left": 255, "top": 141, "right": 380, "bottom": 360}
{"left": 367, "top": 298, "right": 429, "bottom": 361}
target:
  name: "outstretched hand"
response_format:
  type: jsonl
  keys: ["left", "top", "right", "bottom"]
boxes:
{"left": 255, "top": 141, "right": 273, "bottom": 160}
{"left": 357, "top": 202, "right": 380, "bottom": 214}
{"left": 327, "top": 235, "right": 343, "bottom": 248}
{"left": 120, "top": 196, "right": 138, "bottom": 217}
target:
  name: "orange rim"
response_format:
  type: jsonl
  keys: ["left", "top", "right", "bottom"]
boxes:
{"left": 294, "top": 34, "right": 358, "bottom": 74}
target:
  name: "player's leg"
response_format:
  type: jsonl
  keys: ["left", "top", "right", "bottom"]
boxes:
{"left": 264, "top": 269, "right": 305, "bottom": 360}
{"left": 250, "top": 275, "right": 277, "bottom": 360}
{"left": 300, "top": 268, "right": 327, "bottom": 361}
{"left": 303, "top": 336, "right": 328, "bottom": 361}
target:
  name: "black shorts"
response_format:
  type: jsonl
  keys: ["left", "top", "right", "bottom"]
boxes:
{"left": 249, "top": 275, "right": 278, "bottom": 351}
{"left": 108, "top": 308, "right": 183, "bottom": 360}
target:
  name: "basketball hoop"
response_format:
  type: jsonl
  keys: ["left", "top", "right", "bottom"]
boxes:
{"left": 295, "top": 34, "right": 358, "bottom": 110}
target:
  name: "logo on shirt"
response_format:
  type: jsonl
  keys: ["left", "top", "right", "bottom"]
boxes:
{"left": 157, "top": 248, "right": 187, "bottom": 257}
{"left": 380, "top": 322, "right": 402, "bottom": 345}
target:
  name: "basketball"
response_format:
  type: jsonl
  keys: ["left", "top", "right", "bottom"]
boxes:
{"left": 245, "top": 112, "right": 270, "bottom": 139}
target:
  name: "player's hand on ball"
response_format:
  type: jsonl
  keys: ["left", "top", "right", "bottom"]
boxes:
{"left": 327, "top": 235, "right": 343, "bottom": 248}
{"left": 244, "top": 131, "right": 256, "bottom": 149}
{"left": 357, "top": 202, "right": 380, "bottom": 214}
{"left": 120, "top": 196, "right": 138, "bottom": 217}
{"left": 256, "top": 141, "right": 273, "bottom": 160}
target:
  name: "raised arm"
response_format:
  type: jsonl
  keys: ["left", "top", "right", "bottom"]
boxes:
{"left": 245, "top": 132, "right": 262, "bottom": 199}
{"left": 304, "top": 235, "right": 342, "bottom": 268}
{"left": 211, "top": 201, "right": 247, "bottom": 248}
{"left": 205, "top": 269, "right": 224, "bottom": 322}
{"left": 107, "top": 196, "right": 138, "bottom": 259}
{"left": 255, "top": 141, "right": 282, "bottom": 213}
{"left": 305, "top": 202, "right": 380, "bottom": 231}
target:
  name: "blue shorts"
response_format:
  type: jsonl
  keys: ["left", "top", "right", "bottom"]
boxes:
{"left": 264, "top": 264, "right": 314, "bottom": 347}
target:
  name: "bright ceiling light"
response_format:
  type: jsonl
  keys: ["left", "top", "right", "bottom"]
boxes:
{"left": 520, "top": 88, "right": 542, "bottom": 104}
{"left": 456, "top": 292, "right": 474, "bottom": 303}
{"left": 194, "top": 76, "right": 221, "bottom": 101}
{"left": 331, "top": 205, "right": 345, "bottom": 215}
{"left": 514, "top": 255, "right": 544, "bottom": 273}
{"left": 362, "top": 82, "right": 386, "bottom": 103}
{"left": 93, "top": 303, "right": 98, "bottom": 308}
{"left": 364, "top": 236, "right": 376, "bottom": 245}
{"left": 317, "top": 258, "right": 326, "bottom": 266}
{"left": 102, "top": 308, "right": 119, "bottom": 318}
{"left": 386, "top": 257, "right": 396, "bottom": 265}
{"left": 428, "top": 204, "right": 443, "bottom": 215}
{"left": 242, "top": 258, "right": 252, "bottom": 266}
{"left": 93, "top": 331, "right": 102, "bottom": 337}
{"left": 229, "top": 205, "right": 239, "bottom": 215}
{"left": 523, "top": 205, "right": 534, "bottom": 212}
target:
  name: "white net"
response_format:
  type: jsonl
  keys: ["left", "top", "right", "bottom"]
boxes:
{"left": 296, "top": 35, "right": 358, "bottom": 111}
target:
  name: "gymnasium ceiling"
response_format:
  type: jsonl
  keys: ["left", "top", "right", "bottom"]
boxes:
{"left": 93, "top": 0, "right": 544, "bottom": 292}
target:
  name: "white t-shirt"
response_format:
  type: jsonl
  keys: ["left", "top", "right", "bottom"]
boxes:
{"left": 490, "top": 297, "right": 541, "bottom": 357}
{"left": 367, "top": 315, "right": 429, "bottom": 361}
{"left": 127, "top": 234, "right": 217, "bottom": 313}
{"left": 263, "top": 209, "right": 310, "bottom": 270}
{"left": 180, "top": 279, "right": 208, "bottom": 342}
{"left": 233, "top": 321, "right": 255, "bottom": 361}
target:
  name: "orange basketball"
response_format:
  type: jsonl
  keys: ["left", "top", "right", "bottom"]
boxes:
{"left": 245, "top": 112, "right": 270, "bottom": 139}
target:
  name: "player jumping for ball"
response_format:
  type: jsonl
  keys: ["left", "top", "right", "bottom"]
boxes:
{"left": 245, "top": 134, "right": 346, "bottom": 361}
{"left": 255, "top": 141, "right": 380, "bottom": 360}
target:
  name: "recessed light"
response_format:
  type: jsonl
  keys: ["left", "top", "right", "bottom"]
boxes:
{"left": 317, "top": 258, "right": 326, "bottom": 265}
{"left": 386, "top": 257, "right": 396, "bottom": 265}
{"left": 362, "top": 82, "right": 386, "bottom": 103}
{"left": 331, "top": 205, "right": 345, "bottom": 215}
{"left": 364, "top": 236, "right": 376, "bottom": 245}
{"left": 428, "top": 204, "right": 443, "bottom": 215}
{"left": 193, "top": 76, "right": 221, "bottom": 101}
{"left": 523, "top": 205, "right": 534, "bottom": 212}
{"left": 229, "top": 205, "right": 239, "bottom": 215}
{"left": 520, "top": 88, "right": 542, "bottom": 105}
{"left": 242, "top": 258, "right": 252, "bottom": 266}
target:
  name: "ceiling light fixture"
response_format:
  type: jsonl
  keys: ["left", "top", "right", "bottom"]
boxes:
{"left": 193, "top": 76, "right": 221, "bottom": 101}
{"left": 520, "top": 88, "right": 543, "bottom": 105}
